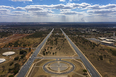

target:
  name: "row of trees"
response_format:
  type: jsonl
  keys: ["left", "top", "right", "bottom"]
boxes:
{"left": 8, "top": 63, "right": 20, "bottom": 76}
{"left": 3, "top": 30, "right": 50, "bottom": 48}
{"left": 0, "top": 32, "right": 12, "bottom": 38}
{"left": 42, "top": 48, "right": 57, "bottom": 56}
{"left": 8, "top": 50, "right": 27, "bottom": 77}
{"left": 72, "top": 36, "right": 99, "bottom": 49}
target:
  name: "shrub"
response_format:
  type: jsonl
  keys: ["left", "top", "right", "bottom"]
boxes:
{"left": 109, "top": 49, "right": 116, "bottom": 56}
{"left": 13, "top": 63, "right": 20, "bottom": 75}
{"left": 20, "top": 50, "right": 27, "bottom": 55}
{"left": 112, "top": 50, "right": 116, "bottom": 56}
{"left": 21, "top": 55, "right": 25, "bottom": 59}
{"left": 9, "top": 62, "right": 14, "bottom": 66}
{"left": 43, "top": 51, "right": 45, "bottom": 55}
{"left": 9, "top": 75, "right": 14, "bottom": 77}
{"left": 26, "top": 31, "right": 44, "bottom": 38}
{"left": 8, "top": 68, "right": 13, "bottom": 73}
{"left": 29, "top": 47, "right": 31, "bottom": 52}
{"left": 13, "top": 70, "right": 18, "bottom": 75}
{"left": 14, "top": 56, "right": 19, "bottom": 61}
{"left": 99, "top": 55, "right": 103, "bottom": 60}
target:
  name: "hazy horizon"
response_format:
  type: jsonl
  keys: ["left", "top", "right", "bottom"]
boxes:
{"left": 0, "top": 0, "right": 116, "bottom": 22}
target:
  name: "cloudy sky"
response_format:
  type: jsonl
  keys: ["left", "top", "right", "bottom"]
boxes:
{"left": 0, "top": 0, "right": 116, "bottom": 22}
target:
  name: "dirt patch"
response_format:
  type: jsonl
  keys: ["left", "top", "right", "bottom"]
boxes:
{"left": 0, "top": 34, "right": 29, "bottom": 48}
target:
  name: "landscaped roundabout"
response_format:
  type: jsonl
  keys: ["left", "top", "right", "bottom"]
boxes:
{"left": 43, "top": 60, "right": 75, "bottom": 74}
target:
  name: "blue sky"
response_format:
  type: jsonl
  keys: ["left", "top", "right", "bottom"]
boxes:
{"left": 0, "top": 0, "right": 116, "bottom": 22}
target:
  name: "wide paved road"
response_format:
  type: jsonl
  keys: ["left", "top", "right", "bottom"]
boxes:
{"left": 61, "top": 28, "right": 101, "bottom": 77}
{"left": 17, "top": 28, "right": 54, "bottom": 77}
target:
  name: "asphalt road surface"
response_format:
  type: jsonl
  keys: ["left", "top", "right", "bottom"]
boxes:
{"left": 60, "top": 28, "right": 101, "bottom": 77}
{"left": 17, "top": 28, "right": 54, "bottom": 77}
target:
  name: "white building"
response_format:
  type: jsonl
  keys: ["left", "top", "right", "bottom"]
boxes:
{"left": 101, "top": 41, "right": 114, "bottom": 46}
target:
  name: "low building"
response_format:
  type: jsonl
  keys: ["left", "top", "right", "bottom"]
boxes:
{"left": 105, "top": 39, "right": 115, "bottom": 42}
{"left": 98, "top": 37, "right": 106, "bottom": 40}
{"left": 2, "top": 51, "right": 15, "bottom": 56}
{"left": 101, "top": 41, "right": 114, "bottom": 46}
{"left": 0, "top": 58, "right": 6, "bottom": 63}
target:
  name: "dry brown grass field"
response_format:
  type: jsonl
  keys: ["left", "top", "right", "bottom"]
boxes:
{"left": 39, "top": 29, "right": 76, "bottom": 57}
{"left": 68, "top": 33, "right": 116, "bottom": 77}
{"left": 0, "top": 34, "right": 29, "bottom": 48}
{"left": 27, "top": 29, "right": 89, "bottom": 77}
{"left": 0, "top": 30, "right": 49, "bottom": 77}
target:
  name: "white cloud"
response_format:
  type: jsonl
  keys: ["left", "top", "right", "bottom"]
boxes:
{"left": 60, "top": 9, "right": 85, "bottom": 16}
{"left": 61, "top": 11, "right": 77, "bottom": 15}
{"left": 60, "top": 0, "right": 65, "bottom": 2}
{"left": 12, "top": 11, "right": 27, "bottom": 15}
{"left": 1, "top": 3, "right": 116, "bottom": 22}
{"left": 87, "top": 4, "right": 116, "bottom": 10}
{"left": 87, "top": 9, "right": 116, "bottom": 16}
{"left": 32, "top": 10, "right": 53, "bottom": 16}
{"left": 16, "top": 7, "right": 25, "bottom": 10}
{"left": 71, "top": 3, "right": 90, "bottom": 9}
{"left": 86, "top": 4, "right": 116, "bottom": 16}
{"left": 25, "top": 7, "right": 43, "bottom": 11}
{"left": 0, "top": 5, "right": 15, "bottom": 9}
{"left": 11, "top": 0, "right": 32, "bottom": 2}
{"left": 60, "top": 10, "right": 78, "bottom": 15}
{"left": 0, "top": 9, "right": 10, "bottom": 15}
{"left": 25, "top": 4, "right": 73, "bottom": 9}
{"left": 74, "top": 0, "right": 79, "bottom": 1}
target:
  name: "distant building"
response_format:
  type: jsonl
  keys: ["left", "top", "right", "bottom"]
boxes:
{"left": 2, "top": 51, "right": 15, "bottom": 56}
{"left": 105, "top": 38, "right": 115, "bottom": 42}
{"left": 113, "top": 32, "right": 115, "bottom": 37}
{"left": 98, "top": 37, "right": 106, "bottom": 40}
{"left": 92, "top": 29, "right": 97, "bottom": 32}
{"left": 98, "top": 37, "right": 115, "bottom": 42}
{"left": 55, "top": 33, "right": 59, "bottom": 35}
{"left": 101, "top": 41, "right": 114, "bottom": 46}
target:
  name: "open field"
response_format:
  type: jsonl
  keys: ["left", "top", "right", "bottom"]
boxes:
{"left": 3, "top": 37, "right": 44, "bottom": 48}
{"left": 0, "top": 49, "right": 28, "bottom": 77}
{"left": 39, "top": 29, "right": 76, "bottom": 57}
{"left": 0, "top": 34, "right": 29, "bottom": 48}
{"left": 0, "top": 29, "right": 50, "bottom": 77}
{"left": 64, "top": 28, "right": 116, "bottom": 77}
{"left": 0, "top": 32, "right": 12, "bottom": 38}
